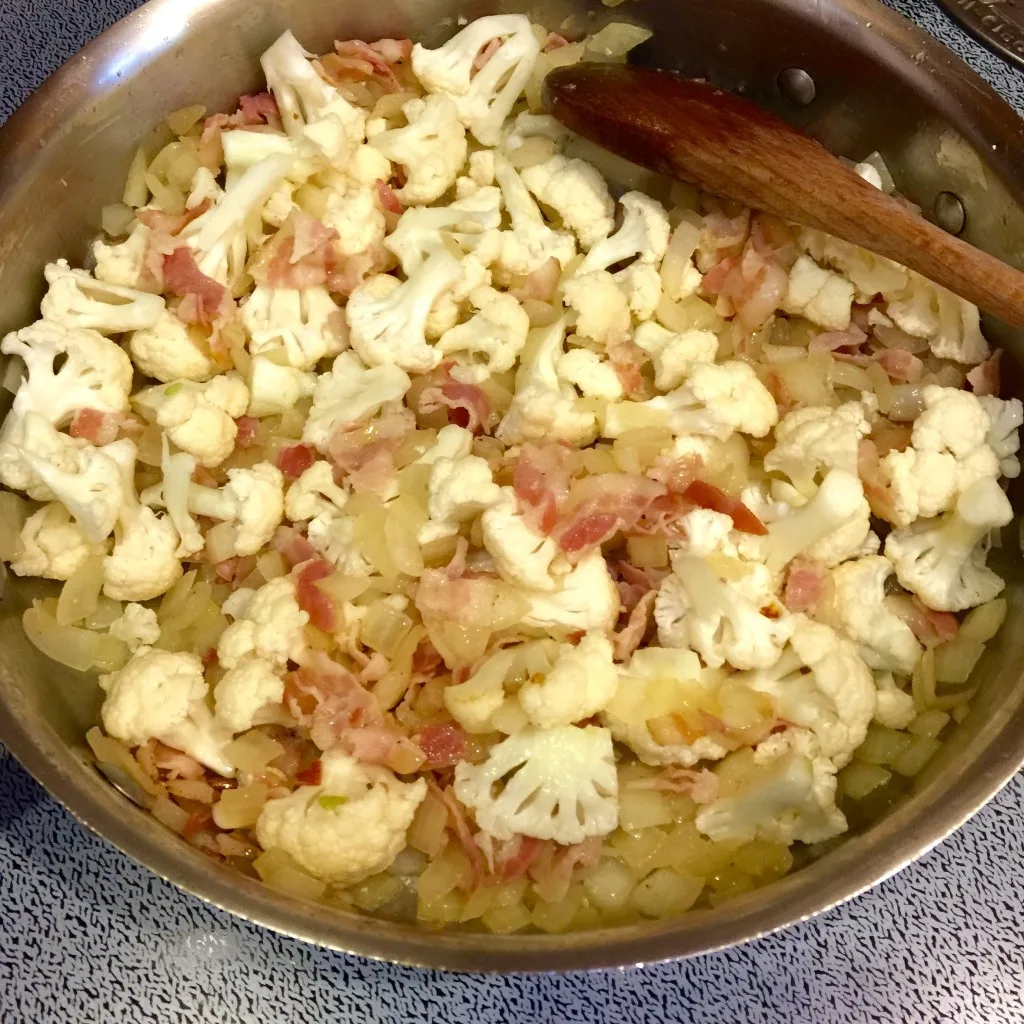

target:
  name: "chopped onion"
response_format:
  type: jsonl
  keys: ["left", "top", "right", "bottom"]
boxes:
{"left": 855, "top": 724, "right": 913, "bottom": 766}
{"left": 888, "top": 383, "right": 925, "bottom": 421}
{"left": 24, "top": 602, "right": 128, "bottom": 672}
{"left": 316, "top": 572, "right": 371, "bottom": 604}
{"left": 360, "top": 602, "right": 414, "bottom": 658}
{"left": 351, "top": 873, "right": 401, "bottom": 912}
{"left": 0, "top": 491, "right": 30, "bottom": 561}
{"left": 959, "top": 599, "right": 1006, "bottom": 643}
{"left": 508, "top": 136, "right": 556, "bottom": 170}
{"left": 152, "top": 795, "right": 191, "bottom": 833}
{"left": 56, "top": 554, "right": 105, "bottom": 626}
{"left": 166, "top": 104, "right": 207, "bottom": 136}
{"left": 626, "top": 535, "right": 669, "bottom": 569}
{"left": 829, "top": 360, "right": 874, "bottom": 392}
{"left": 933, "top": 637, "right": 985, "bottom": 685}
{"left": 253, "top": 848, "right": 327, "bottom": 901}
{"left": 632, "top": 868, "right": 704, "bottom": 918}
{"left": 660, "top": 214, "right": 702, "bottom": 300}
{"left": 224, "top": 731, "right": 284, "bottom": 773}
{"left": 100, "top": 203, "right": 136, "bottom": 238}
{"left": 481, "top": 902, "right": 532, "bottom": 935}
{"left": 584, "top": 23, "right": 653, "bottom": 60}
{"left": 582, "top": 857, "right": 637, "bottom": 910}
{"left": 866, "top": 361, "right": 893, "bottom": 414}
{"left": 85, "top": 727, "right": 163, "bottom": 798}
{"left": 122, "top": 147, "right": 149, "bottom": 208}
{"left": 908, "top": 709, "right": 950, "bottom": 740}
{"left": 417, "top": 843, "right": 472, "bottom": 905}
{"left": 407, "top": 789, "right": 449, "bottom": 857}
{"left": 385, "top": 495, "right": 427, "bottom": 577}
{"left": 891, "top": 735, "right": 941, "bottom": 777}
{"left": 212, "top": 783, "right": 268, "bottom": 830}
{"left": 255, "top": 550, "right": 288, "bottom": 582}
{"left": 144, "top": 171, "right": 185, "bottom": 216}
{"left": 839, "top": 759, "right": 892, "bottom": 800}
{"left": 204, "top": 522, "right": 238, "bottom": 564}
{"left": 84, "top": 597, "right": 124, "bottom": 630}
{"left": 618, "top": 788, "right": 675, "bottom": 830}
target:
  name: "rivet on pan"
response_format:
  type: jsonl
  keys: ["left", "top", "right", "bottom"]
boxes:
{"left": 776, "top": 67, "right": 816, "bottom": 106}
{"left": 934, "top": 191, "right": 966, "bottom": 236}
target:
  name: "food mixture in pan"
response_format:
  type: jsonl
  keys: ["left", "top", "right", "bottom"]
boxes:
{"left": 0, "top": 14, "right": 1018, "bottom": 933}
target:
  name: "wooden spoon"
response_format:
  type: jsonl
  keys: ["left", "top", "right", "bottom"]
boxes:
{"left": 544, "top": 64, "right": 1024, "bottom": 329}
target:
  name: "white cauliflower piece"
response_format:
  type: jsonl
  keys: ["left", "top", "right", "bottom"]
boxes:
{"left": 420, "top": 449, "right": 501, "bottom": 545}
{"left": 481, "top": 487, "right": 563, "bottom": 591}
{"left": 369, "top": 95, "right": 467, "bottom": 205}
{"left": 764, "top": 401, "right": 873, "bottom": 498}
{"left": 980, "top": 395, "right": 1023, "bottom": 479}
{"left": 302, "top": 351, "right": 411, "bottom": 452}
{"left": 884, "top": 475, "right": 1013, "bottom": 612}
{"left": 557, "top": 348, "right": 625, "bottom": 401}
{"left": 616, "top": 262, "right": 665, "bottom": 321}
{"left": 519, "top": 633, "right": 618, "bottom": 729}
{"left": 92, "top": 224, "right": 151, "bottom": 289}
{"left": 9, "top": 502, "right": 103, "bottom": 581}
{"left": 321, "top": 186, "right": 386, "bottom": 258}
{"left": 561, "top": 270, "right": 631, "bottom": 345}
{"left": 602, "top": 361, "right": 777, "bottom": 441}
{"left": 247, "top": 356, "right": 317, "bottom": 419}
{"left": 520, "top": 549, "right": 621, "bottom": 635}
{"left": 633, "top": 321, "right": 718, "bottom": 392}
{"left": 214, "top": 654, "right": 286, "bottom": 734}
{"left": 578, "top": 191, "right": 671, "bottom": 274}
{"left": 255, "top": 749, "right": 426, "bottom": 883}
{"left": 740, "top": 618, "right": 876, "bottom": 768}
{"left": 216, "top": 576, "right": 309, "bottom": 670}
{"left": 128, "top": 311, "right": 218, "bottom": 383}
{"left": 438, "top": 286, "right": 529, "bottom": 384}
{"left": 496, "top": 317, "right": 597, "bottom": 446}
{"left": 411, "top": 15, "right": 540, "bottom": 146}
{"left": 817, "top": 556, "right": 922, "bottom": 675}
{"left": 695, "top": 729, "right": 846, "bottom": 845}
{"left": 108, "top": 603, "right": 161, "bottom": 653}
{"left": 656, "top": 554, "right": 794, "bottom": 670}
{"left": 873, "top": 671, "right": 917, "bottom": 730}
{"left": 443, "top": 647, "right": 519, "bottom": 734}
{"left": 189, "top": 463, "right": 285, "bottom": 557}
{"left": 346, "top": 252, "right": 462, "bottom": 373}
{"left": 100, "top": 647, "right": 232, "bottom": 775}
{"left": 241, "top": 286, "right": 347, "bottom": 370}
{"left": 285, "top": 461, "right": 348, "bottom": 522}
{"left": 454, "top": 725, "right": 618, "bottom": 844}
{"left": 672, "top": 508, "right": 737, "bottom": 557}
{"left": 307, "top": 514, "right": 373, "bottom": 576}
{"left": 780, "top": 254, "right": 854, "bottom": 331}
{"left": 887, "top": 274, "right": 989, "bottom": 365}
{"left": 604, "top": 647, "right": 731, "bottom": 767}
{"left": 521, "top": 155, "right": 615, "bottom": 250}
{"left": 40, "top": 259, "right": 165, "bottom": 335}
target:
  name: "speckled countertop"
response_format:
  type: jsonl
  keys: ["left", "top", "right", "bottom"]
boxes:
{"left": 1, "top": 1, "right": 1023, "bottom": 1021}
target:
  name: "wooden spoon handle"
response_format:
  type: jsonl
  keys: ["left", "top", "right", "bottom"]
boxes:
{"left": 545, "top": 64, "right": 1024, "bottom": 329}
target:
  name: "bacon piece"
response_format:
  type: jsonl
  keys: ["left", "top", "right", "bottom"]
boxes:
{"left": 700, "top": 255, "right": 738, "bottom": 295}
{"left": 875, "top": 348, "right": 923, "bottom": 383}
{"left": 375, "top": 178, "right": 403, "bottom": 214}
{"left": 781, "top": 558, "right": 826, "bottom": 613}
{"left": 628, "top": 766, "right": 719, "bottom": 803}
{"left": 233, "top": 415, "right": 260, "bottom": 449}
{"left": 70, "top": 408, "right": 121, "bottom": 445}
{"left": 700, "top": 207, "right": 750, "bottom": 262}
{"left": 513, "top": 442, "right": 576, "bottom": 534}
{"left": 417, "top": 721, "right": 468, "bottom": 768}
{"left": 429, "top": 780, "right": 486, "bottom": 882}
{"left": 198, "top": 94, "right": 281, "bottom": 168}
{"left": 236, "top": 92, "right": 281, "bottom": 126}
{"left": 554, "top": 474, "right": 666, "bottom": 554}
{"left": 331, "top": 39, "right": 409, "bottom": 91}
{"left": 967, "top": 350, "right": 1001, "bottom": 397}
{"left": 494, "top": 835, "right": 544, "bottom": 879}
{"left": 613, "top": 589, "right": 656, "bottom": 662}
{"left": 901, "top": 597, "right": 959, "bottom": 647}
{"left": 295, "top": 760, "right": 323, "bottom": 786}
{"left": 136, "top": 201, "right": 210, "bottom": 238}
{"left": 419, "top": 363, "right": 493, "bottom": 434}
{"left": 295, "top": 559, "right": 338, "bottom": 633}
{"left": 510, "top": 257, "right": 561, "bottom": 303}
{"left": 276, "top": 443, "right": 317, "bottom": 480}
{"left": 411, "top": 639, "right": 444, "bottom": 678}
{"left": 272, "top": 525, "right": 320, "bottom": 567}
{"left": 163, "top": 248, "right": 228, "bottom": 326}
{"left": 250, "top": 211, "right": 340, "bottom": 290}
{"left": 215, "top": 555, "right": 256, "bottom": 589}
{"left": 857, "top": 438, "right": 901, "bottom": 525}
{"left": 683, "top": 479, "right": 768, "bottom": 536}
{"left": 544, "top": 31, "right": 571, "bottom": 51}
{"left": 328, "top": 417, "right": 409, "bottom": 497}
{"left": 152, "top": 742, "right": 208, "bottom": 780}
{"left": 808, "top": 325, "right": 868, "bottom": 353}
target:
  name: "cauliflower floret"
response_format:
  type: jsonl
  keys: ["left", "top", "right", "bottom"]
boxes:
{"left": 92, "top": 224, "right": 151, "bottom": 289}
{"left": 633, "top": 321, "right": 718, "bottom": 392}
{"left": 40, "top": 259, "right": 165, "bottom": 335}
{"left": 817, "top": 556, "right": 922, "bottom": 675}
{"left": 99, "top": 647, "right": 232, "bottom": 775}
{"left": 882, "top": 385, "right": 1000, "bottom": 527}
{"left": 302, "top": 352, "right": 411, "bottom": 452}
{"left": 520, "top": 155, "right": 615, "bottom": 250}
{"left": 602, "top": 361, "right": 777, "bottom": 441}
{"left": 873, "top": 671, "right": 917, "bottom": 730}
{"left": 454, "top": 725, "right": 618, "bottom": 844}
{"left": 519, "top": 633, "right": 618, "bottom": 729}
{"left": 128, "top": 311, "right": 218, "bottom": 383}
{"left": 247, "top": 356, "right": 317, "bottom": 419}
{"left": 656, "top": 554, "right": 794, "bottom": 670}
{"left": 481, "top": 487, "right": 563, "bottom": 591}
{"left": 142, "top": 374, "right": 250, "bottom": 469}
{"left": 557, "top": 348, "right": 625, "bottom": 401}
{"left": 443, "top": 647, "right": 519, "bottom": 734}
{"left": 108, "top": 603, "right": 161, "bottom": 653}
{"left": 346, "top": 253, "right": 462, "bottom": 373}
{"left": 214, "top": 654, "right": 286, "bottom": 734}
{"left": 886, "top": 274, "right": 988, "bottom": 364}
{"left": 672, "top": 508, "right": 737, "bottom": 558}
{"left": 520, "top": 549, "right": 621, "bottom": 635}
{"left": 764, "top": 401, "right": 873, "bottom": 498}
{"left": 496, "top": 317, "right": 597, "bottom": 446}
{"left": 438, "top": 286, "right": 529, "bottom": 384}
{"left": 285, "top": 461, "right": 348, "bottom": 522}
{"left": 756, "top": 468, "right": 875, "bottom": 573}
{"left": 346, "top": 144, "right": 392, "bottom": 187}
{"left": 255, "top": 749, "right": 426, "bottom": 883}
{"left": 561, "top": 270, "right": 631, "bottom": 346}
{"left": 104, "top": 508, "right": 183, "bottom": 602}
{"left": 369, "top": 95, "right": 467, "bottom": 205}
{"left": 217, "top": 576, "right": 309, "bottom": 670}
{"left": 780, "top": 255, "right": 854, "bottom": 331}
{"left": 420, "top": 448, "right": 501, "bottom": 545}
{"left": 411, "top": 15, "right": 540, "bottom": 146}
{"left": 695, "top": 729, "right": 846, "bottom": 845}
{"left": 307, "top": 514, "right": 373, "bottom": 576}
{"left": 191, "top": 463, "right": 285, "bottom": 557}
{"left": 488, "top": 154, "right": 577, "bottom": 279}
{"left": 884, "top": 475, "right": 1012, "bottom": 612}
{"left": 980, "top": 395, "right": 1023, "bottom": 479}
{"left": 8, "top": 502, "right": 104, "bottom": 581}
{"left": 321, "top": 186, "right": 386, "bottom": 258}
{"left": 241, "top": 286, "right": 347, "bottom": 370}
{"left": 578, "top": 191, "right": 671, "bottom": 274}
{"left": 604, "top": 647, "right": 732, "bottom": 766}
{"left": 261, "top": 31, "right": 367, "bottom": 167}
{"left": 740, "top": 618, "right": 876, "bottom": 768}
{"left": 616, "top": 262, "right": 664, "bottom": 321}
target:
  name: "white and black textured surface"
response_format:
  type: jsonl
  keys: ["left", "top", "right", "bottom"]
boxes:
{"left": 0, "top": 0, "right": 1023, "bottom": 1020}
